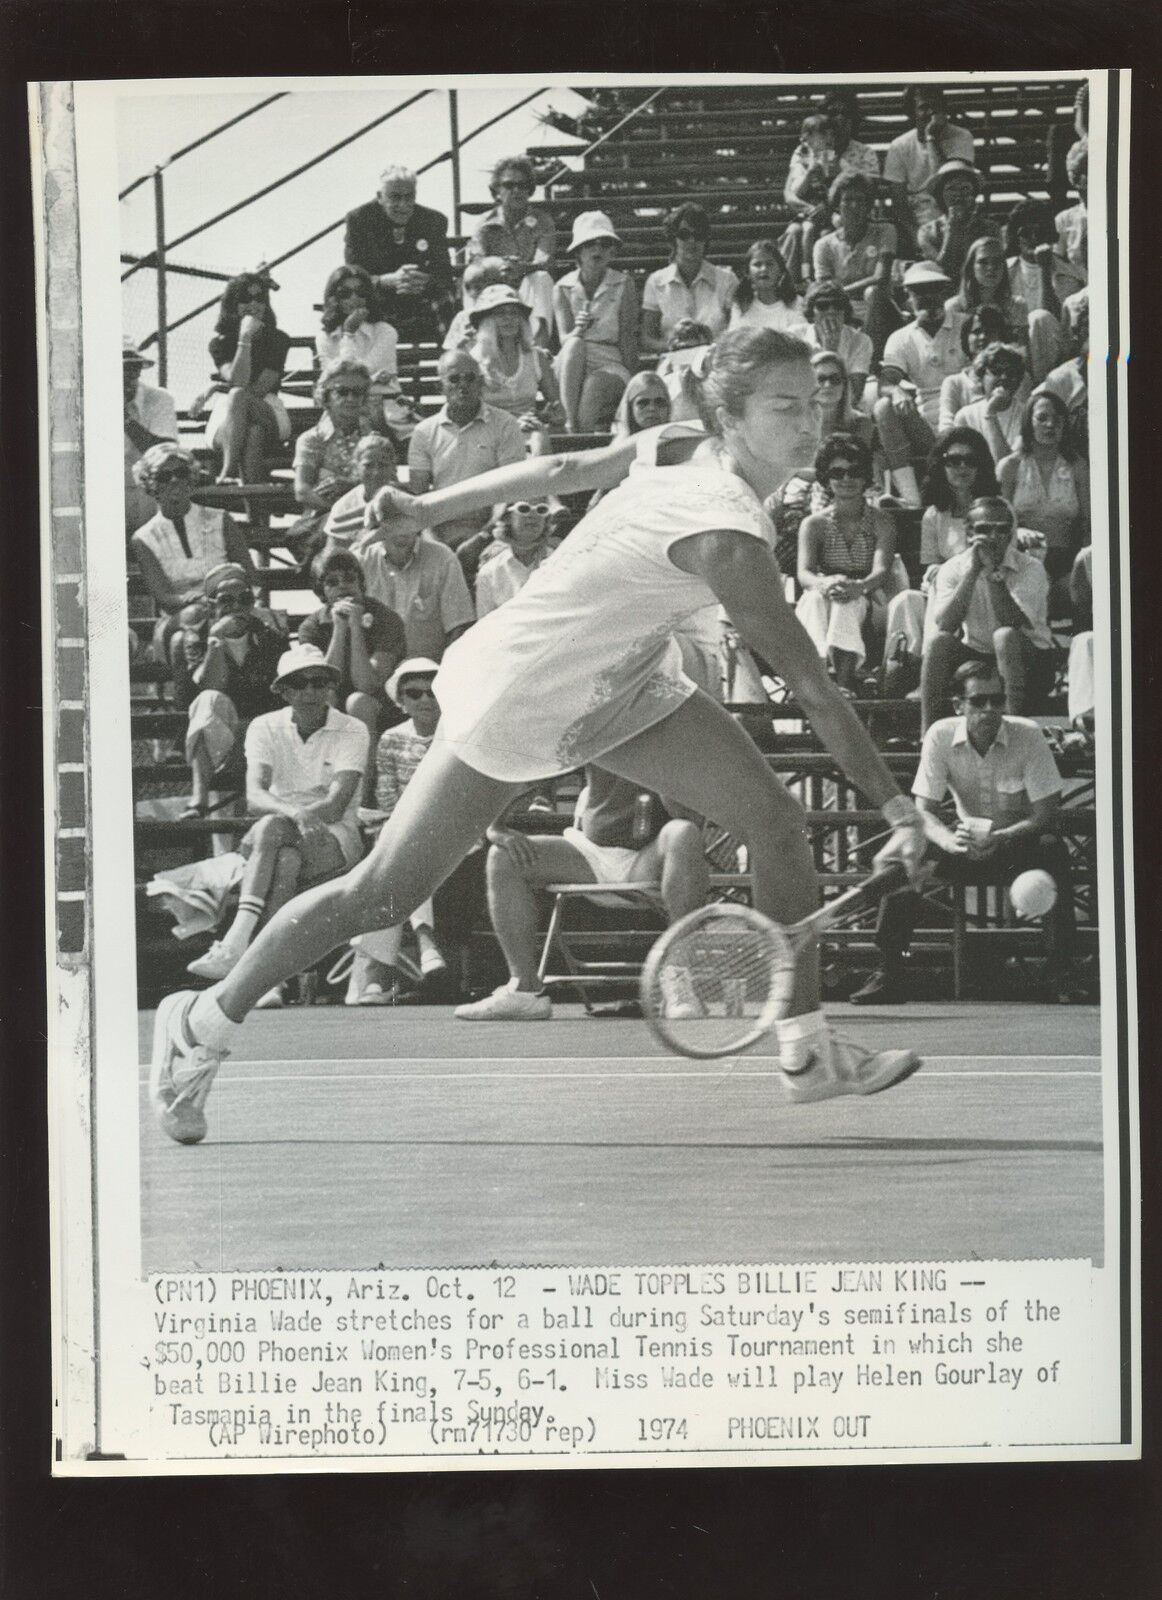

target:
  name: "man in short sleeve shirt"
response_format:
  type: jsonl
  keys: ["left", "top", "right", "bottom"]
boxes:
{"left": 882, "top": 84, "right": 975, "bottom": 246}
{"left": 852, "top": 658, "right": 1075, "bottom": 1003}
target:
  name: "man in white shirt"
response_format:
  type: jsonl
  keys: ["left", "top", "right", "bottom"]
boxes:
{"left": 882, "top": 84, "right": 975, "bottom": 250}
{"left": 873, "top": 262, "right": 965, "bottom": 503}
{"left": 187, "top": 644, "right": 369, "bottom": 985}
{"left": 852, "top": 658, "right": 1075, "bottom": 1003}
{"left": 123, "top": 337, "right": 178, "bottom": 533}
{"left": 920, "top": 496, "right": 1055, "bottom": 730}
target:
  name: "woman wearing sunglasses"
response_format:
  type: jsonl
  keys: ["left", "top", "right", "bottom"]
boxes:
{"left": 289, "top": 359, "right": 384, "bottom": 565}
{"left": 640, "top": 204, "right": 740, "bottom": 354}
{"left": 474, "top": 501, "right": 560, "bottom": 619}
{"left": 795, "top": 432, "right": 921, "bottom": 695}
{"left": 153, "top": 328, "right": 929, "bottom": 1143}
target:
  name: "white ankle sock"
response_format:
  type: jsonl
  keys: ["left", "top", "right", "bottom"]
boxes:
{"left": 218, "top": 897, "right": 264, "bottom": 959}
{"left": 189, "top": 989, "right": 242, "bottom": 1051}
{"left": 775, "top": 1010, "right": 828, "bottom": 1074}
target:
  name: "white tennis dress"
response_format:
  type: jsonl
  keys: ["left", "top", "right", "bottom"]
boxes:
{"left": 434, "top": 436, "right": 773, "bottom": 780}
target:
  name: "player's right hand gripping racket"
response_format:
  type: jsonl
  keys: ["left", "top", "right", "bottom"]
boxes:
{"left": 640, "top": 863, "right": 909, "bottom": 1058}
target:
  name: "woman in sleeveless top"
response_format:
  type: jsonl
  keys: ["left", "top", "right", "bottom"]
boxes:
{"left": 159, "top": 329, "right": 926, "bottom": 1140}
{"left": 469, "top": 284, "right": 563, "bottom": 455}
{"left": 795, "top": 432, "right": 920, "bottom": 693}
{"left": 998, "top": 389, "right": 1089, "bottom": 600}
{"left": 553, "top": 212, "right": 638, "bottom": 433}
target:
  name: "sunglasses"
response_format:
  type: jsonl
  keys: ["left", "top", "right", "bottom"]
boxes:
{"left": 497, "top": 180, "right": 532, "bottom": 193}
{"left": 944, "top": 454, "right": 978, "bottom": 467}
{"left": 814, "top": 373, "right": 845, "bottom": 386}
{"left": 970, "top": 521, "right": 1012, "bottom": 534}
{"left": 156, "top": 469, "right": 193, "bottom": 484}
{"left": 401, "top": 684, "right": 436, "bottom": 701}
{"left": 511, "top": 502, "right": 550, "bottom": 516}
{"left": 828, "top": 465, "right": 864, "bottom": 480}
{"left": 328, "top": 386, "right": 368, "bottom": 400}
{"left": 964, "top": 692, "right": 1006, "bottom": 708}
{"left": 287, "top": 674, "right": 333, "bottom": 689}
{"left": 214, "top": 587, "right": 253, "bottom": 605}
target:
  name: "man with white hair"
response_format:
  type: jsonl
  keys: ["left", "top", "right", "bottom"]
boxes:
{"left": 344, "top": 166, "right": 455, "bottom": 340}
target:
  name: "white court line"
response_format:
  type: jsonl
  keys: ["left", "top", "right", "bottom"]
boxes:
{"left": 177, "top": 1053, "right": 1101, "bottom": 1067}
{"left": 140, "top": 1067, "right": 1103, "bottom": 1085}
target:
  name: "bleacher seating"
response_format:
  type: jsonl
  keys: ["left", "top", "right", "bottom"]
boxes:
{"left": 132, "top": 78, "right": 1094, "bottom": 1004}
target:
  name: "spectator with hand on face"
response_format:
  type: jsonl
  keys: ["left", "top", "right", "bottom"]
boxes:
{"left": 174, "top": 563, "right": 286, "bottom": 819}
{"left": 315, "top": 266, "right": 417, "bottom": 435}
{"left": 779, "top": 112, "right": 839, "bottom": 285}
{"left": 443, "top": 256, "right": 509, "bottom": 353}
{"left": 873, "top": 262, "right": 966, "bottom": 506}
{"left": 802, "top": 280, "right": 874, "bottom": 404}
{"left": 937, "top": 305, "right": 1012, "bottom": 430}
{"left": 297, "top": 548, "right": 407, "bottom": 807}
{"left": 947, "top": 237, "right": 1063, "bottom": 384}
{"left": 921, "top": 495, "right": 1054, "bottom": 731}
{"left": 952, "top": 342, "right": 1033, "bottom": 464}
{"left": 1004, "top": 200, "right": 1062, "bottom": 320}
{"left": 998, "top": 389, "right": 1089, "bottom": 601}
{"left": 123, "top": 337, "right": 177, "bottom": 535}
{"left": 202, "top": 270, "right": 292, "bottom": 491}
{"left": 916, "top": 160, "right": 999, "bottom": 284}
{"left": 468, "top": 156, "right": 557, "bottom": 347}
{"left": 882, "top": 85, "right": 975, "bottom": 253}
{"left": 343, "top": 166, "right": 454, "bottom": 342}
{"left": 640, "top": 203, "right": 739, "bottom": 354}
{"left": 553, "top": 212, "right": 638, "bottom": 433}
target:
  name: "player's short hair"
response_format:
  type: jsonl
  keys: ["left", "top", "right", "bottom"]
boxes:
{"left": 697, "top": 326, "right": 813, "bottom": 433}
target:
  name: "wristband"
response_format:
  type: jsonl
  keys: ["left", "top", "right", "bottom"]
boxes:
{"left": 882, "top": 794, "right": 921, "bottom": 828}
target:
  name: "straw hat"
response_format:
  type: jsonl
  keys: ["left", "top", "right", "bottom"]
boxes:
{"left": 467, "top": 283, "right": 531, "bottom": 326}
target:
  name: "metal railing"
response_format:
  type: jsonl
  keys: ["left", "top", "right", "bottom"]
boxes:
{"left": 120, "top": 85, "right": 667, "bottom": 386}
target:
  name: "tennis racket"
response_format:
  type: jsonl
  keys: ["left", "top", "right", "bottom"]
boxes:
{"left": 640, "top": 863, "right": 909, "bottom": 1058}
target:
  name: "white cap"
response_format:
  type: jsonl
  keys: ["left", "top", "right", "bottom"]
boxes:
{"left": 387, "top": 656, "right": 439, "bottom": 707}
{"left": 272, "top": 643, "right": 341, "bottom": 690}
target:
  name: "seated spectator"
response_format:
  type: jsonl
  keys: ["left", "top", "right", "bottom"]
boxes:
{"left": 778, "top": 112, "right": 840, "bottom": 284}
{"left": 553, "top": 212, "right": 638, "bottom": 433}
{"left": 290, "top": 359, "right": 381, "bottom": 565}
{"left": 130, "top": 444, "right": 255, "bottom": 655}
{"left": 920, "top": 495, "right": 1054, "bottom": 730}
{"left": 794, "top": 433, "right": 923, "bottom": 694}
{"left": 1053, "top": 138, "right": 1088, "bottom": 303}
{"left": 443, "top": 255, "right": 509, "bottom": 352}
{"left": 174, "top": 562, "right": 286, "bottom": 818}
{"left": 728, "top": 238, "right": 808, "bottom": 335}
{"left": 882, "top": 85, "right": 975, "bottom": 251}
{"left": 1004, "top": 200, "right": 1062, "bottom": 319}
{"left": 852, "top": 658, "right": 1077, "bottom": 1004}
{"left": 354, "top": 510, "right": 474, "bottom": 662}
{"left": 406, "top": 349, "right": 527, "bottom": 550}
{"left": 953, "top": 341, "right": 1033, "bottom": 463}
{"left": 297, "top": 548, "right": 407, "bottom": 805}
{"left": 655, "top": 320, "right": 715, "bottom": 423}
{"left": 938, "top": 305, "right": 1013, "bottom": 430}
{"left": 468, "top": 284, "right": 565, "bottom": 455}
{"left": 202, "top": 270, "right": 292, "bottom": 489}
{"left": 454, "top": 767, "right": 710, "bottom": 1022}
{"left": 812, "top": 173, "right": 896, "bottom": 316}
{"left": 807, "top": 349, "right": 875, "bottom": 459}
{"left": 874, "top": 262, "right": 965, "bottom": 505}
{"left": 1067, "top": 545, "right": 1094, "bottom": 728}
{"left": 918, "top": 427, "right": 1001, "bottom": 604}
{"left": 610, "top": 370, "right": 672, "bottom": 439}
{"left": 947, "top": 236, "right": 1063, "bottom": 383}
{"left": 186, "top": 643, "right": 369, "bottom": 992}
{"left": 321, "top": 433, "right": 400, "bottom": 553}
{"left": 917, "top": 161, "right": 1000, "bottom": 283}
{"left": 468, "top": 156, "right": 557, "bottom": 347}
{"left": 998, "top": 389, "right": 1090, "bottom": 592}
{"left": 1038, "top": 288, "right": 1089, "bottom": 450}
{"left": 640, "top": 203, "right": 739, "bottom": 353}
{"left": 802, "top": 280, "right": 873, "bottom": 404}
{"left": 474, "top": 501, "right": 561, "bottom": 618}
{"left": 123, "top": 337, "right": 177, "bottom": 535}
{"left": 344, "top": 658, "right": 449, "bottom": 1004}
{"left": 1047, "top": 81, "right": 1088, "bottom": 211}
{"left": 343, "top": 166, "right": 454, "bottom": 342}
{"left": 315, "top": 266, "right": 416, "bottom": 435}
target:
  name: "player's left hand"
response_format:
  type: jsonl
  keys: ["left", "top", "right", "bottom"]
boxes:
{"left": 367, "top": 485, "right": 424, "bottom": 538}
{"left": 875, "top": 812, "right": 927, "bottom": 883}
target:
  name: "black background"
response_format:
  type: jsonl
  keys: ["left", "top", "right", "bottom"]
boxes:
{"left": 1, "top": 4, "right": 1158, "bottom": 1596}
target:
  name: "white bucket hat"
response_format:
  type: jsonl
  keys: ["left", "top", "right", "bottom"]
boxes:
{"left": 272, "top": 643, "right": 341, "bottom": 690}
{"left": 387, "top": 657, "right": 440, "bottom": 707}
{"left": 565, "top": 211, "right": 622, "bottom": 254}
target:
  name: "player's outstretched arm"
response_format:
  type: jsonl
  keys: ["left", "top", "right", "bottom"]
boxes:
{"left": 671, "top": 528, "right": 926, "bottom": 874}
{"left": 365, "top": 436, "right": 642, "bottom": 541}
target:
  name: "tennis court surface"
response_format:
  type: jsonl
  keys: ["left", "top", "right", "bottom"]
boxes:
{"left": 138, "top": 1003, "right": 1103, "bottom": 1271}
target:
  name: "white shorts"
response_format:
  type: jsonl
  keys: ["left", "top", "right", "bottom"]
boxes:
{"left": 561, "top": 827, "right": 662, "bottom": 910}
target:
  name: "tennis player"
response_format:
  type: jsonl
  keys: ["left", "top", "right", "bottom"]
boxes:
{"left": 151, "top": 328, "right": 927, "bottom": 1143}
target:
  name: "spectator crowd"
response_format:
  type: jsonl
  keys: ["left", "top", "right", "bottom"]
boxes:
{"left": 127, "top": 80, "right": 1097, "bottom": 1006}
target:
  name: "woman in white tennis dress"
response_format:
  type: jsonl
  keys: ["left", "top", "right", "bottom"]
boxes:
{"left": 152, "top": 329, "right": 927, "bottom": 1143}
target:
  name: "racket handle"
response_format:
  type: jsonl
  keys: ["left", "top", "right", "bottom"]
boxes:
{"left": 799, "top": 861, "right": 911, "bottom": 936}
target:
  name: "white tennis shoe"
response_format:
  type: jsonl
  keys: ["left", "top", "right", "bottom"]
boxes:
{"left": 187, "top": 940, "right": 238, "bottom": 981}
{"left": 659, "top": 965, "right": 705, "bottom": 1021}
{"left": 150, "top": 990, "right": 227, "bottom": 1144}
{"left": 454, "top": 981, "right": 552, "bottom": 1021}
{"left": 781, "top": 1031, "right": 922, "bottom": 1104}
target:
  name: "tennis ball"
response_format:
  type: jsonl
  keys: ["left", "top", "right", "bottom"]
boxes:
{"left": 1009, "top": 868, "right": 1057, "bottom": 919}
